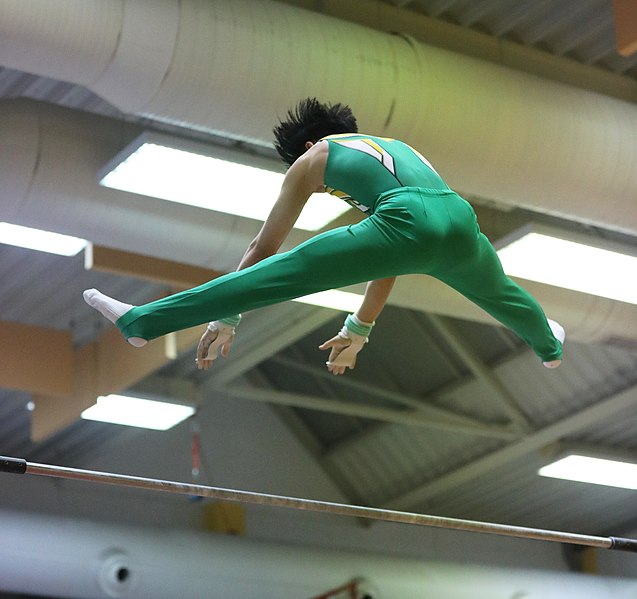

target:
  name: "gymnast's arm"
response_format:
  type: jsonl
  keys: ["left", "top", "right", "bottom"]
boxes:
{"left": 357, "top": 277, "right": 396, "bottom": 324}
{"left": 237, "top": 142, "right": 327, "bottom": 269}
{"left": 319, "top": 277, "right": 395, "bottom": 375}
{"left": 196, "top": 142, "right": 327, "bottom": 369}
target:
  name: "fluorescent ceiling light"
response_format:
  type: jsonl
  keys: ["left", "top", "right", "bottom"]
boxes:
{"left": 81, "top": 394, "right": 194, "bottom": 431}
{"left": 0, "top": 222, "right": 87, "bottom": 256}
{"left": 539, "top": 454, "right": 637, "bottom": 490}
{"left": 293, "top": 289, "right": 363, "bottom": 312}
{"left": 497, "top": 227, "right": 637, "bottom": 304}
{"left": 99, "top": 135, "right": 350, "bottom": 231}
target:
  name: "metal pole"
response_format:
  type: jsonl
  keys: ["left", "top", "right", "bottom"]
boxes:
{"left": 1, "top": 456, "right": 636, "bottom": 553}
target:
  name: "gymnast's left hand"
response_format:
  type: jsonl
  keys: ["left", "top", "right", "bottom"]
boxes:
{"left": 319, "top": 333, "right": 365, "bottom": 375}
{"left": 196, "top": 322, "right": 235, "bottom": 370}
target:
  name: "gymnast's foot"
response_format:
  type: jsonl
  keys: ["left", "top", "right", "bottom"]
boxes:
{"left": 543, "top": 319, "right": 565, "bottom": 369}
{"left": 83, "top": 288, "right": 147, "bottom": 347}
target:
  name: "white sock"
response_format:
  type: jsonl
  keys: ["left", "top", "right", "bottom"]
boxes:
{"left": 83, "top": 288, "right": 147, "bottom": 347}
{"left": 547, "top": 319, "right": 565, "bottom": 344}
{"left": 543, "top": 319, "right": 565, "bottom": 368}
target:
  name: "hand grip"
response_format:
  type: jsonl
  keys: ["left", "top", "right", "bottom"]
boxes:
{"left": 0, "top": 456, "right": 27, "bottom": 474}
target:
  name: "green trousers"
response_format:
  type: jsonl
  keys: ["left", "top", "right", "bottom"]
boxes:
{"left": 117, "top": 187, "right": 563, "bottom": 362}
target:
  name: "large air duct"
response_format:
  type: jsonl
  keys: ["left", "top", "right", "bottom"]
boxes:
{"left": 0, "top": 99, "right": 288, "bottom": 272}
{"left": 0, "top": 508, "right": 636, "bottom": 599}
{"left": 1, "top": 0, "right": 636, "bottom": 237}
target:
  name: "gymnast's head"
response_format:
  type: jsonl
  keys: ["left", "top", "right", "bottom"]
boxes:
{"left": 273, "top": 97, "right": 358, "bottom": 166}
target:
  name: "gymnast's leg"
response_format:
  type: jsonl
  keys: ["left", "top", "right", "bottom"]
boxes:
{"left": 85, "top": 214, "right": 413, "bottom": 344}
{"left": 434, "top": 231, "right": 564, "bottom": 366}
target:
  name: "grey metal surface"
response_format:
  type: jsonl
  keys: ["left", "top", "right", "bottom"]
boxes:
{"left": 395, "top": 0, "right": 637, "bottom": 77}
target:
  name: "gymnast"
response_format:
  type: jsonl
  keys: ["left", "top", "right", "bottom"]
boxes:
{"left": 84, "top": 98, "right": 564, "bottom": 375}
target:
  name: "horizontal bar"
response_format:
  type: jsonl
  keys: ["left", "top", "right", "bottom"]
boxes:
{"left": 1, "top": 456, "right": 636, "bottom": 553}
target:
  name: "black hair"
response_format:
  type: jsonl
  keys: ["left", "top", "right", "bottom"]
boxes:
{"left": 273, "top": 98, "right": 358, "bottom": 166}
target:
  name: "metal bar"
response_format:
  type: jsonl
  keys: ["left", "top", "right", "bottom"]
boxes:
{"left": 1, "top": 457, "right": 636, "bottom": 553}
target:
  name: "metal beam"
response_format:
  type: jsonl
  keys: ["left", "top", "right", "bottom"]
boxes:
{"left": 384, "top": 383, "right": 637, "bottom": 511}
{"left": 321, "top": 344, "right": 534, "bottom": 461}
{"left": 85, "top": 244, "right": 223, "bottom": 290}
{"left": 225, "top": 385, "right": 516, "bottom": 440}
{"left": 427, "top": 315, "right": 531, "bottom": 432}
{"left": 402, "top": 311, "right": 464, "bottom": 379}
{"left": 273, "top": 403, "right": 370, "bottom": 518}
{"left": 269, "top": 355, "right": 515, "bottom": 440}
{"left": 249, "top": 369, "right": 369, "bottom": 512}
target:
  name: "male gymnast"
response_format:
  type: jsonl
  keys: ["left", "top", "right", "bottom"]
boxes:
{"left": 85, "top": 98, "right": 564, "bottom": 374}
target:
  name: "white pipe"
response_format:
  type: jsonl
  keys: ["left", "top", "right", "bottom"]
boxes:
{"left": 0, "top": 508, "right": 635, "bottom": 599}
{"left": 1, "top": 0, "right": 637, "bottom": 236}
{"left": 0, "top": 100, "right": 268, "bottom": 272}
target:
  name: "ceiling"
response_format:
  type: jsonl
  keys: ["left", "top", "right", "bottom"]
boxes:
{"left": 1, "top": 0, "right": 637, "bottom": 591}
{"left": 385, "top": 0, "right": 637, "bottom": 77}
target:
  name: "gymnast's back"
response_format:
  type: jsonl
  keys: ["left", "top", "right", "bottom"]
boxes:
{"left": 321, "top": 133, "right": 450, "bottom": 212}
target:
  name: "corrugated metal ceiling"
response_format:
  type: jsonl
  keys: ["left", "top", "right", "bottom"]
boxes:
{"left": 394, "top": 0, "right": 637, "bottom": 76}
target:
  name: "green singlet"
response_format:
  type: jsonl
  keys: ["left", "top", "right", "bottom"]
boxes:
{"left": 117, "top": 134, "right": 562, "bottom": 363}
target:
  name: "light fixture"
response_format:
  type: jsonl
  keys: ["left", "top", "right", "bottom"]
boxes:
{"left": 0, "top": 222, "right": 87, "bottom": 256}
{"left": 293, "top": 289, "right": 363, "bottom": 312}
{"left": 81, "top": 394, "right": 195, "bottom": 431}
{"left": 539, "top": 453, "right": 637, "bottom": 490}
{"left": 496, "top": 224, "right": 637, "bottom": 304}
{"left": 99, "top": 132, "right": 350, "bottom": 231}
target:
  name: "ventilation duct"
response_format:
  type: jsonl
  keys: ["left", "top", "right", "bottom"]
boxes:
{"left": 0, "top": 509, "right": 635, "bottom": 599}
{"left": 0, "top": 99, "right": 306, "bottom": 272}
{"left": 1, "top": 0, "right": 637, "bottom": 237}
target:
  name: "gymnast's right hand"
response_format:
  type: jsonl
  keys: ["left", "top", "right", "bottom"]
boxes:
{"left": 196, "top": 321, "right": 236, "bottom": 370}
{"left": 319, "top": 331, "right": 367, "bottom": 376}
{"left": 319, "top": 314, "right": 374, "bottom": 375}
